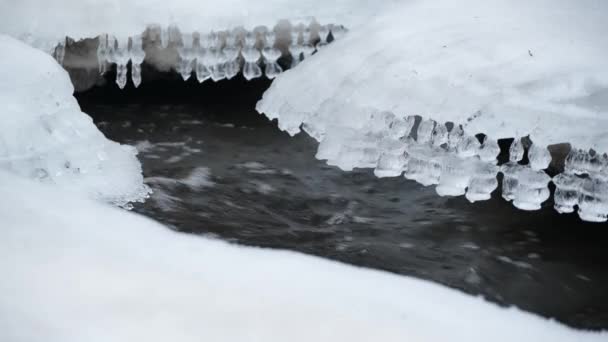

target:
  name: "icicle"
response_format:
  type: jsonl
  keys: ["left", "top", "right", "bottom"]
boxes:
{"left": 241, "top": 47, "right": 262, "bottom": 80}
{"left": 527, "top": 143, "right": 552, "bottom": 170}
{"left": 447, "top": 125, "right": 464, "bottom": 150}
{"left": 109, "top": 37, "right": 130, "bottom": 89}
{"left": 509, "top": 138, "right": 524, "bottom": 163}
{"left": 565, "top": 148, "right": 602, "bottom": 175}
{"left": 206, "top": 32, "right": 225, "bottom": 81}
{"left": 466, "top": 162, "right": 499, "bottom": 202}
{"left": 176, "top": 32, "right": 195, "bottom": 81}
{"left": 129, "top": 35, "right": 146, "bottom": 88}
{"left": 416, "top": 119, "right": 435, "bottom": 144}
{"left": 316, "top": 25, "right": 330, "bottom": 50}
{"left": 577, "top": 177, "right": 608, "bottom": 222}
{"left": 375, "top": 153, "right": 407, "bottom": 178}
{"left": 552, "top": 173, "right": 581, "bottom": 214}
{"left": 262, "top": 32, "right": 283, "bottom": 79}
{"left": 431, "top": 124, "right": 448, "bottom": 147}
{"left": 456, "top": 135, "right": 480, "bottom": 158}
{"left": 289, "top": 44, "right": 303, "bottom": 68}
{"left": 435, "top": 155, "right": 469, "bottom": 196}
{"left": 289, "top": 26, "right": 303, "bottom": 68}
{"left": 402, "top": 144, "right": 442, "bottom": 186}
{"left": 195, "top": 33, "right": 212, "bottom": 83}
{"left": 223, "top": 31, "right": 241, "bottom": 80}
{"left": 241, "top": 30, "right": 262, "bottom": 80}
{"left": 511, "top": 168, "right": 551, "bottom": 211}
{"left": 300, "top": 26, "right": 314, "bottom": 61}
{"left": 96, "top": 34, "right": 108, "bottom": 74}
{"left": 501, "top": 163, "right": 550, "bottom": 211}
{"left": 500, "top": 163, "right": 520, "bottom": 201}
{"left": 477, "top": 136, "right": 500, "bottom": 163}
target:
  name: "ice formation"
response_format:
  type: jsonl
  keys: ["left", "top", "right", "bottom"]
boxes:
{"left": 1, "top": 172, "right": 607, "bottom": 342}
{"left": 0, "top": 35, "right": 149, "bottom": 207}
{"left": 258, "top": 0, "right": 608, "bottom": 222}
{"left": 1, "top": 0, "right": 362, "bottom": 89}
{"left": 94, "top": 22, "right": 348, "bottom": 89}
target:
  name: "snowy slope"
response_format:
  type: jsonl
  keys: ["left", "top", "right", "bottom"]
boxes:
{"left": 0, "top": 171, "right": 606, "bottom": 342}
{"left": 0, "top": 35, "right": 149, "bottom": 206}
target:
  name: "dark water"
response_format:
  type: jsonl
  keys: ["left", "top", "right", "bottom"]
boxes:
{"left": 77, "top": 76, "right": 608, "bottom": 330}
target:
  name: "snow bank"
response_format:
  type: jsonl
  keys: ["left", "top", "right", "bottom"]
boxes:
{"left": 259, "top": 0, "right": 608, "bottom": 151}
{"left": 0, "top": 35, "right": 149, "bottom": 206}
{"left": 257, "top": 0, "right": 608, "bottom": 221}
{"left": 0, "top": 171, "right": 605, "bottom": 342}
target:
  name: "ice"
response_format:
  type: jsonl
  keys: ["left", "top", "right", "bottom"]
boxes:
{"left": 316, "top": 25, "right": 330, "bottom": 50}
{"left": 1, "top": 172, "right": 606, "bottom": 342}
{"left": 256, "top": 0, "right": 608, "bottom": 222}
{"left": 552, "top": 173, "right": 582, "bottom": 214}
{"left": 176, "top": 32, "right": 196, "bottom": 80}
{"left": 509, "top": 138, "right": 525, "bottom": 163}
{"left": 578, "top": 177, "right": 608, "bottom": 222}
{"left": 0, "top": 35, "right": 149, "bottom": 206}
{"left": 435, "top": 155, "right": 471, "bottom": 196}
{"left": 557, "top": 148, "right": 608, "bottom": 221}
{"left": 466, "top": 162, "right": 499, "bottom": 203}
{"left": 97, "top": 34, "right": 148, "bottom": 89}
{"left": 528, "top": 143, "right": 552, "bottom": 171}
{"left": 478, "top": 136, "right": 500, "bottom": 163}
{"left": 241, "top": 46, "right": 262, "bottom": 80}
{"left": 88, "top": 22, "right": 346, "bottom": 87}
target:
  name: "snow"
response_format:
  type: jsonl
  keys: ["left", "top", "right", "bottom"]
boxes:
{"left": 258, "top": 0, "right": 608, "bottom": 153}
{"left": 1, "top": 171, "right": 606, "bottom": 342}
{"left": 257, "top": 0, "right": 608, "bottom": 221}
{"left": 0, "top": 0, "right": 391, "bottom": 49}
{"left": 0, "top": 34, "right": 149, "bottom": 206}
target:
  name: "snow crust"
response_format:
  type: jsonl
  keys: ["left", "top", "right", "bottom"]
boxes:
{"left": 258, "top": 0, "right": 608, "bottom": 153}
{"left": 0, "top": 35, "right": 149, "bottom": 206}
{"left": 1, "top": 171, "right": 606, "bottom": 342}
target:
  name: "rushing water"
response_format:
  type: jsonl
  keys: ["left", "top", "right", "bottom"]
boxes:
{"left": 77, "top": 76, "right": 608, "bottom": 330}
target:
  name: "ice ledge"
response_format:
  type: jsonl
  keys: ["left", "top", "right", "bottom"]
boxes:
{"left": 256, "top": 100, "right": 608, "bottom": 223}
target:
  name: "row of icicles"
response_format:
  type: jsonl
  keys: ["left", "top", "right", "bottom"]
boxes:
{"left": 314, "top": 112, "right": 608, "bottom": 222}
{"left": 49, "top": 23, "right": 346, "bottom": 89}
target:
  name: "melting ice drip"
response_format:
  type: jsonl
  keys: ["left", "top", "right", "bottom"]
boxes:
{"left": 311, "top": 111, "right": 608, "bottom": 223}
{"left": 52, "top": 22, "right": 346, "bottom": 89}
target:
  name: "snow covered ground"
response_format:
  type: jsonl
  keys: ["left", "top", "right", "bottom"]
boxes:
{"left": 1, "top": 170, "right": 606, "bottom": 342}
{"left": 0, "top": 35, "right": 149, "bottom": 206}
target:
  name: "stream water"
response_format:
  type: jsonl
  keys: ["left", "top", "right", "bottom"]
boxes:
{"left": 77, "top": 76, "right": 608, "bottom": 330}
